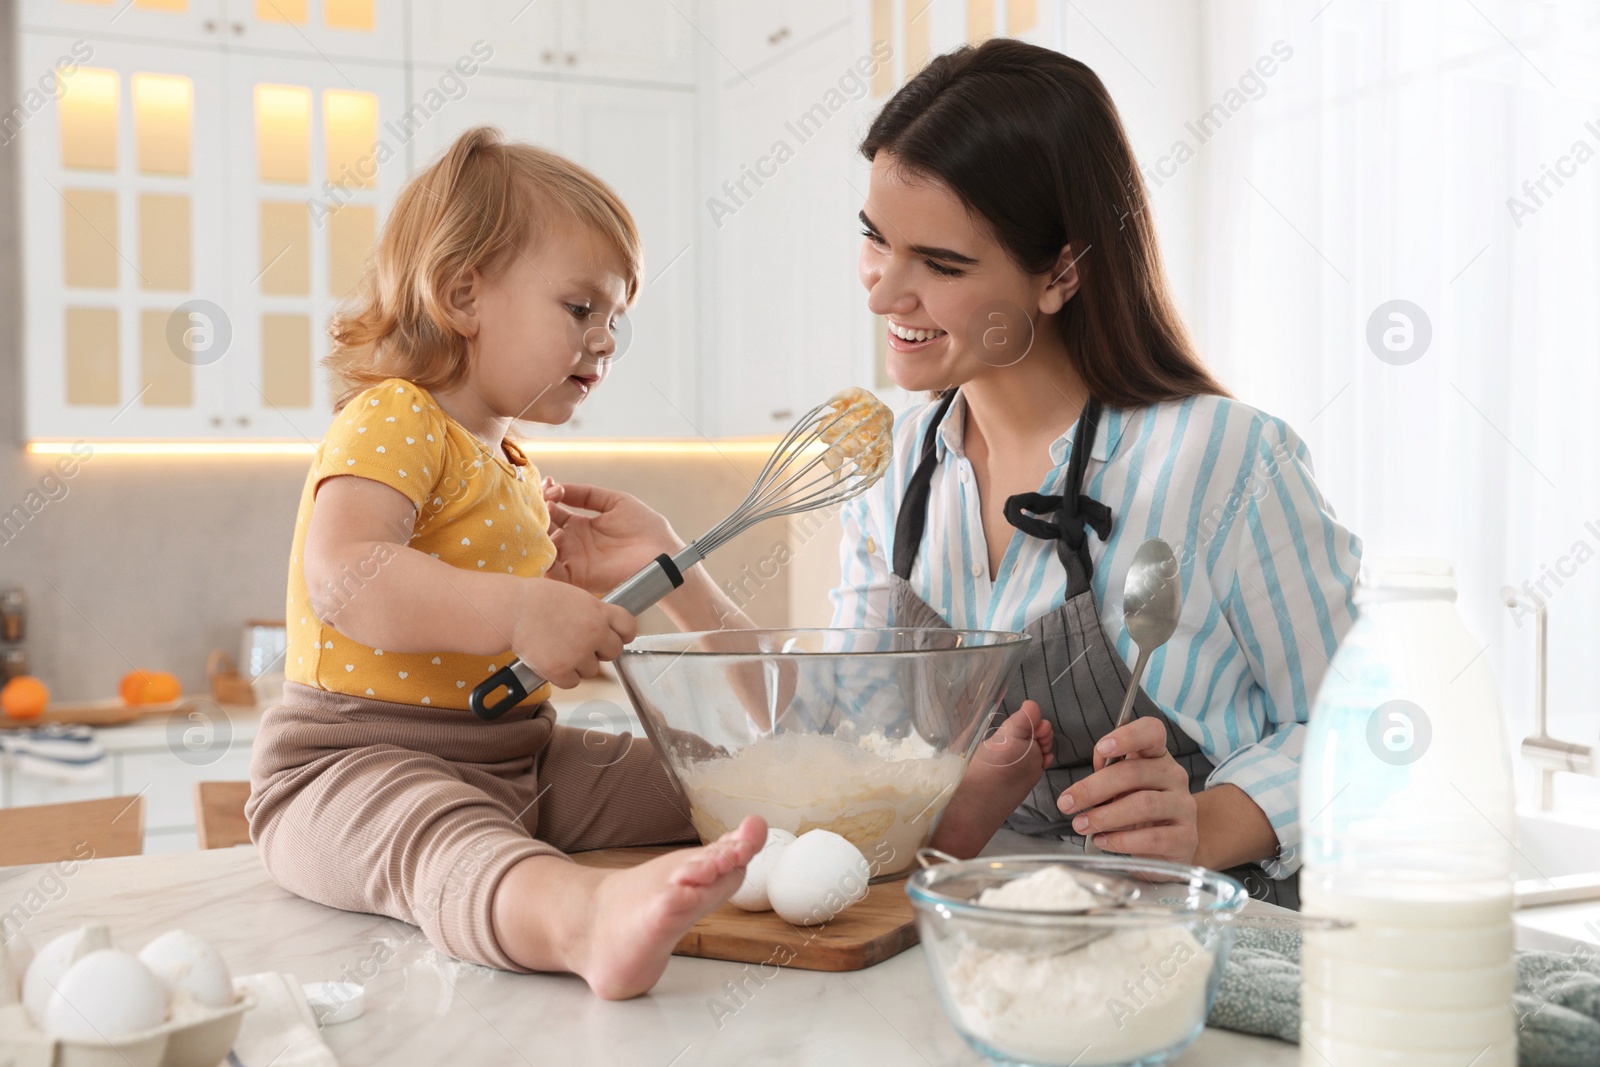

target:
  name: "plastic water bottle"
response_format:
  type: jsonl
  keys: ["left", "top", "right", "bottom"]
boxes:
{"left": 1300, "top": 558, "right": 1517, "bottom": 1066}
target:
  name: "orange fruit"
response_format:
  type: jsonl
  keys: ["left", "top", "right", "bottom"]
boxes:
{"left": 1, "top": 676, "right": 50, "bottom": 720}
{"left": 119, "top": 670, "right": 182, "bottom": 705}
{"left": 141, "top": 671, "right": 181, "bottom": 703}
{"left": 119, "top": 670, "right": 148, "bottom": 705}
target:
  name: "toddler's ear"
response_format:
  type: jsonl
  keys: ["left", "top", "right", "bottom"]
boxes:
{"left": 440, "top": 268, "right": 483, "bottom": 338}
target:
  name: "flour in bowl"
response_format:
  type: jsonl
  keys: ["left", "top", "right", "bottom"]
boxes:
{"left": 943, "top": 867, "right": 1213, "bottom": 1066}
{"left": 677, "top": 730, "right": 964, "bottom": 876}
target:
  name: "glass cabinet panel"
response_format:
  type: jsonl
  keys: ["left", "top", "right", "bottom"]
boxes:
{"left": 61, "top": 188, "right": 118, "bottom": 288}
{"left": 254, "top": 85, "right": 311, "bottom": 184}
{"left": 59, "top": 67, "right": 117, "bottom": 170}
{"left": 132, "top": 73, "right": 191, "bottom": 175}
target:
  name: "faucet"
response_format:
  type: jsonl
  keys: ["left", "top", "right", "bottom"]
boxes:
{"left": 1502, "top": 586, "right": 1597, "bottom": 810}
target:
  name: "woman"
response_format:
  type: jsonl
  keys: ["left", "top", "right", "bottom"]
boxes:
{"left": 830, "top": 38, "right": 1361, "bottom": 907}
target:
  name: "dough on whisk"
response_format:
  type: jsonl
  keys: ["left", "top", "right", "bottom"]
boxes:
{"left": 818, "top": 387, "right": 893, "bottom": 486}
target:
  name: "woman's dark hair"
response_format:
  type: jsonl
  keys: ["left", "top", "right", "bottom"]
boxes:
{"left": 860, "top": 38, "right": 1230, "bottom": 406}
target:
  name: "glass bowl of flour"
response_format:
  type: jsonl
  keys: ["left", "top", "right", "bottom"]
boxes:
{"left": 613, "top": 628, "right": 1031, "bottom": 877}
{"left": 907, "top": 854, "right": 1246, "bottom": 1066}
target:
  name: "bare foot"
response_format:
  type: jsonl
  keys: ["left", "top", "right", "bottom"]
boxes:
{"left": 929, "top": 701, "right": 1054, "bottom": 859}
{"left": 494, "top": 815, "right": 768, "bottom": 999}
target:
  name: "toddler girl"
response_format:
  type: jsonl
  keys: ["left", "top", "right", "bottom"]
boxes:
{"left": 247, "top": 126, "right": 1052, "bottom": 999}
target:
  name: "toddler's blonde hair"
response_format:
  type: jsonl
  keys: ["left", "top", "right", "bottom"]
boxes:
{"left": 326, "top": 126, "right": 642, "bottom": 412}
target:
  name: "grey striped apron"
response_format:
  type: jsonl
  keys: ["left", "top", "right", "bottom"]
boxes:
{"left": 891, "top": 391, "right": 1298, "bottom": 908}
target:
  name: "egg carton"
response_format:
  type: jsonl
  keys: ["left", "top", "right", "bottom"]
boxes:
{"left": 0, "top": 935, "right": 255, "bottom": 1067}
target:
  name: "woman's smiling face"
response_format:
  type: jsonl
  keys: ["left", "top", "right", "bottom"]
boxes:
{"left": 857, "top": 151, "right": 1077, "bottom": 393}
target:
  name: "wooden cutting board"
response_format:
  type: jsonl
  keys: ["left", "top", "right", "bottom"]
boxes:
{"left": 0, "top": 698, "right": 187, "bottom": 730}
{"left": 570, "top": 845, "right": 920, "bottom": 972}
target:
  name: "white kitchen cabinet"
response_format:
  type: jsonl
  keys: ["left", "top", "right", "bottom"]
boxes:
{"left": 143, "top": 829, "right": 201, "bottom": 853}
{"left": 409, "top": 0, "right": 693, "bottom": 85}
{"left": 20, "top": 0, "right": 403, "bottom": 60}
{"left": 221, "top": 0, "right": 404, "bottom": 63}
{"left": 702, "top": 11, "right": 874, "bottom": 437}
{"left": 706, "top": 0, "right": 853, "bottom": 81}
{"left": 0, "top": 710, "right": 259, "bottom": 857}
{"left": 220, "top": 51, "right": 407, "bottom": 442}
{"left": 554, "top": 82, "right": 697, "bottom": 438}
{"left": 21, "top": 34, "right": 234, "bottom": 440}
{"left": 560, "top": 0, "right": 694, "bottom": 84}
{"left": 408, "top": 0, "right": 561, "bottom": 75}
{"left": 19, "top": 0, "right": 229, "bottom": 46}
{"left": 5, "top": 771, "right": 114, "bottom": 809}
{"left": 404, "top": 69, "right": 561, "bottom": 168}
{"left": 20, "top": 30, "right": 406, "bottom": 442}
{"left": 405, "top": 71, "right": 697, "bottom": 439}
{"left": 119, "top": 745, "right": 253, "bottom": 830}
{"left": 21, "top": 1, "right": 699, "bottom": 443}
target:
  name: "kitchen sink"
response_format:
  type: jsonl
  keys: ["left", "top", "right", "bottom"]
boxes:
{"left": 1513, "top": 807, "right": 1600, "bottom": 953}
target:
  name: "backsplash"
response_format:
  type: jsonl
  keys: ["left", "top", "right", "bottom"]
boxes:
{"left": 0, "top": 435, "right": 801, "bottom": 703}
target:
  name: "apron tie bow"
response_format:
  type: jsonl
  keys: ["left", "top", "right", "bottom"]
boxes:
{"left": 1003, "top": 491, "right": 1113, "bottom": 549}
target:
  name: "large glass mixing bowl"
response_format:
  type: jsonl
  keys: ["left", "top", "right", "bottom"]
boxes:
{"left": 613, "top": 628, "right": 1031, "bottom": 877}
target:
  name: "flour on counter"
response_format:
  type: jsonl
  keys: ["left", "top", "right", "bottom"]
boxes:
{"left": 944, "top": 867, "right": 1213, "bottom": 1066}
{"left": 677, "top": 730, "right": 963, "bottom": 876}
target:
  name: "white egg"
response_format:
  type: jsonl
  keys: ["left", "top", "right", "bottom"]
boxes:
{"left": 42, "top": 949, "right": 167, "bottom": 1041}
{"left": 22, "top": 925, "right": 110, "bottom": 1025}
{"left": 138, "top": 930, "right": 234, "bottom": 1010}
{"left": 766, "top": 830, "right": 871, "bottom": 926}
{"left": 729, "top": 828, "right": 797, "bottom": 912}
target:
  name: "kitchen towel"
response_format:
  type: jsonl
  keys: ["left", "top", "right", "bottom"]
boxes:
{"left": 231, "top": 972, "right": 341, "bottom": 1067}
{"left": 0, "top": 724, "right": 105, "bottom": 784}
{"left": 1207, "top": 927, "right": 1600, "bottom": 1066}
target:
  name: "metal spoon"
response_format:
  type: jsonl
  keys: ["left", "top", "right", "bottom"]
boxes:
{"left": 1083, "top": 538, "right": 1181, "bottom": 855}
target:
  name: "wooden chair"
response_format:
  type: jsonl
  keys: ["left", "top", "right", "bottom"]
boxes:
{"left": 193, "top": 781, "right": 253, "bottom": 850}
{"left": 0, "top": 795, "right": 145, "bottom": 867}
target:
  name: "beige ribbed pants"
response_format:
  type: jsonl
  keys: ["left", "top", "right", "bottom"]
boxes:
{"left": 246, "top": 681, "right": 697, "bottom": 973}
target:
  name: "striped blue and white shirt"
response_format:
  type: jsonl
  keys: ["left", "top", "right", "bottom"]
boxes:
{"left": 829, "top": 391, "right": 1362, "bottom": 878}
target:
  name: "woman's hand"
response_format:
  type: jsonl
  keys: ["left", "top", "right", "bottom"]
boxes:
{"left": 542, "top": 479, "right": 685, "bottom": 597}
{"left": 1055, "top": 716, "right": 1199, "bottom": 865}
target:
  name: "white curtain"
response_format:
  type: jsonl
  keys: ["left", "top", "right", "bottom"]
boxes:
{"left": 1188, "top": 0, "right": 1600, "bottom": 808}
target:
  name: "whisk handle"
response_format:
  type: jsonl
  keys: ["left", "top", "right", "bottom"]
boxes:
{"left": 469, "top": 551, "right": 700, "bottom": 720}
{"left": 606, "top": 550, "right": 693, "bottom": 615}
{"left": 471, "top": 660, "right": 547, "bottom": 721}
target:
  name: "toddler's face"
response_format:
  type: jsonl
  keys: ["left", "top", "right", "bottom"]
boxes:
{"left": 467, "top": 218, "right": 631, "bottom": 425}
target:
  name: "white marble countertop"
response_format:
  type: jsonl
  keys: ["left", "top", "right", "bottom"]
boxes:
{"left": 0, "top": 844, "right": 1299, "bottom": 1067}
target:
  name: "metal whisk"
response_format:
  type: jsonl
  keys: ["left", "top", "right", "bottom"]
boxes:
{"left": 469, "top": 391, "right": 892, "bottom": 719}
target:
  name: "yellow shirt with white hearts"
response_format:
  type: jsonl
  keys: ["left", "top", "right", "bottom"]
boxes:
{"left": 284, "top": 378, "right": 557, "bottom": 709}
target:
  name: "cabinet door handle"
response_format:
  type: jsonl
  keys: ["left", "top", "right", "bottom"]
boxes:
{"left": 565, "top": 53, "right": 578, "bottom": 66}
{"left": 202, "top": 19, "right": 218, "bottom": 32}
{"left": 771, "top": 409, "right": 793, "bottom": 422}
{"left": 768, "top": 26, "right": 791, "bottom": 45}
{"left": 231, "top": 21, "right": 245, "bottom": 35}
{"left": 211, "top": 415, "right": 224, "bottom": 428}
{"left": 236, "top": 415, "right": 250, "bottom": 427}
{"left": 542, "top": 50, "right": 556, "bottom": 63}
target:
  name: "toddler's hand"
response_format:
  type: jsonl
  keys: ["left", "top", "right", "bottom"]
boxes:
{"left": 512, "top": 579, "right": 638, "bottom": 688}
